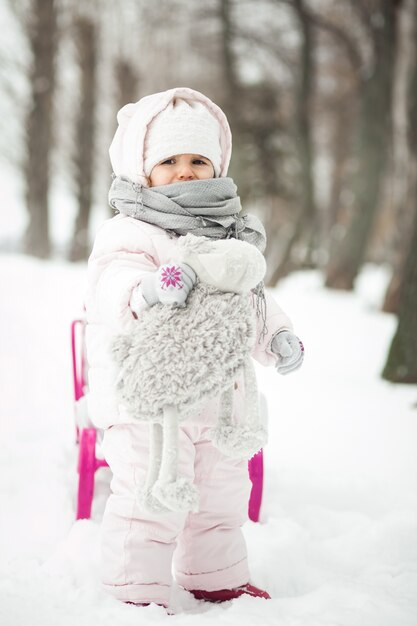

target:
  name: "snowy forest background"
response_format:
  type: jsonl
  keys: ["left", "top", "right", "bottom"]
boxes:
{"left": 0, "top": 0, "right": 416, "bottom": 381}
{"left": 1, "top": 1, "right": 417, "bottom": 624}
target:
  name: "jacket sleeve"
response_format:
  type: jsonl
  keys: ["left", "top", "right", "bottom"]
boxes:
{"left": 251, "top": 289, "right": 293, "bottom": 366}
{"left": 85, "top": 215, "right": 159, "bottom": 331}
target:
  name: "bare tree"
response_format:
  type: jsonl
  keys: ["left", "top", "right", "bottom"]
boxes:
{"left": 217, "top": 0, "right": 246, "bottom": 188}
{"left": 325, "top": 0, "right": 401, "bottom": 289}
{"left": 23, "top": 0, "right": 58, "bottom": 258}
{"left": 114, "top": 58, "right": 140, "bottom": 110}
{"left": 213, "top": 0, "right": 301, "bottom": 279}
{"left": 381, "top": 0, "right": 417, "bottom": 383}
{"left": 268, "top": 0, "right": 317, "bottom": 284}
{"left": 382, "top": 0, "right": 417, "bottom": 313}
{"left": 306, "top": 2, "right": 362, "bottom": 249}
{"left": 382, "top": 204, "right": 417, "bottom": 383}
{"left": 219, "top": 0, "right": 242, "bottom": 110}
{"left": 69, "top": 13, "right": 98, "bottom": 261}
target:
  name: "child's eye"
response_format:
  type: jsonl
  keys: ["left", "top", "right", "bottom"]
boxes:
{"left": 193, "top": 159, "right": 208, "bottom": 165}
{"left": 160, "top": 158, "right": 176, "bottom": 165}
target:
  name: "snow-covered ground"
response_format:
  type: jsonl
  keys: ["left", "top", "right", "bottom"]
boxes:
{"left": 0, "top": 255, "right": 416, "bottom": 625}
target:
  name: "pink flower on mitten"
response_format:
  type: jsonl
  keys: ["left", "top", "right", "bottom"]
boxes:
{"left": 156, "top": 263, "right": 196, "bottom": 306}
{"left": 160, "top": 266, "right": 184, "bottom": 290}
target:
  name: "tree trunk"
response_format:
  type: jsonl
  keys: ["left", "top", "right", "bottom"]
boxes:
{"left": 382, "top": 0, "right": 417, "bottom": 382}
{"left": 293, "top": 0, "right": 316, "bottom": 264}
{"left": 326, "top": 99, "right": 356, "bottom": 239}
{"left": 268, "top": 0, "right": 316, "bottom": 285}
{"left": 217, "top": 0, "right": 247, "bottom": 192}
{"left": 217, "top": 0, "right": 257, "bottom": 211}
{"left": 382, "top": 0, "right": 417, "bottom": 313}
{"left": 24, "top": 0, "right": 58, "bottom": 258}
{"left": 115, "top": 58, "right": 139, "bottom": 111}
{"left": 325, "top": 1, "right": 400, "bottom": 290}
{"left": 382, "top": 203, "right": 417, "bottom": 382}
{"left": 69, "top": 16, "right": 98, "bottom": 262}
{"left": 218, "top": 0, "right": 241, "bottom": 122}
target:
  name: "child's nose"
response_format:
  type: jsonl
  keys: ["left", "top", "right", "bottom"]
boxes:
{"left": 177, "top": 164, "right": 195, "bottom": 180}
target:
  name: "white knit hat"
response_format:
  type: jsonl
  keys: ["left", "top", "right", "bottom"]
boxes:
{"left": 143, "top": 98, "right": 222, "bottom": 177}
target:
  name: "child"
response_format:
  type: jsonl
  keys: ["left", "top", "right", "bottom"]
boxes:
{"left": 85, "top": 87, "right": 304, "bottom": 609}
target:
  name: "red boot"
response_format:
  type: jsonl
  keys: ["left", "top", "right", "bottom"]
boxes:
{"left": 189, "top": 583, "right": 271, "bottom": 603}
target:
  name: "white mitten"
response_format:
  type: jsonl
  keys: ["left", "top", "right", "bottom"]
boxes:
{"left": 139, "top": 263, "right": 196, "bottom": 308}
{"left": 156, "top": 263, "right": 196, "bottom": 306}
{"left": 271, "top": 330, "right": 304, "bottom": 375}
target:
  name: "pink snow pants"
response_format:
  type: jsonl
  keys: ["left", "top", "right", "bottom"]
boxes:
{"left": 100, "top": 419, "right": 252, "bottom": 606}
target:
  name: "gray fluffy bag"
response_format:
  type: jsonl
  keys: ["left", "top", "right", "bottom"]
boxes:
{"left": 112, "top": 234, "right": 267, "bottom": 514}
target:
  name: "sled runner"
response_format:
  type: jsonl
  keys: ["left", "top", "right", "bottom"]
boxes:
{"left": 71, "top": 317, "right": 264, "bottom": 522}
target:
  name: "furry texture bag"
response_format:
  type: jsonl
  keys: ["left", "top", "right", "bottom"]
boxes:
{"left": 112, "top": 234, "right": 267, "bottom": 514}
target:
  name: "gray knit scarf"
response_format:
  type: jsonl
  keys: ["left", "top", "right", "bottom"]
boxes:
{"left": 108, "top": 175, "right": 267, "bottom": 253}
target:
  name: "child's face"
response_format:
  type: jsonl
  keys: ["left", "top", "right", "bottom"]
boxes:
{"left": 149, "top": 154, "right": 214, "bottom": 187}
